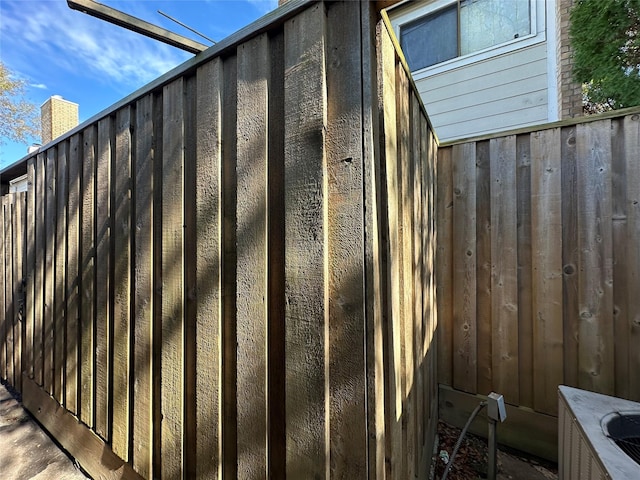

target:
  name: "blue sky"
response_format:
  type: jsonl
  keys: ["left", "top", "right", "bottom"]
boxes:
{"left": 0, "top": 0, "right": 278, "bottom": 168}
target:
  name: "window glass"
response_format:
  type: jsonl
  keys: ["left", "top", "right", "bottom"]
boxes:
{"left": 460, "top": 0, "right": 531, "bottom": 55}
{"left": 400, "top": 4, "right": 458, "bottom": 71}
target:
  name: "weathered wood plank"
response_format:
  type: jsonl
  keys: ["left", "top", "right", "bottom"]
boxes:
{"left": 95, "top": 117, "right": 112, "bottom": 440}
{"left": 284, "top": 4, "right": 328, "bottom": 478}
{"left": 576, "top": 120, "right": 614, "bottom": 395}
{"left": 25, "top": 157, "right": 36, "bottom": 380}
{"left": 475, "top": 140, "right": 492, "bottom": 395}
{"left": 66, "top": 134, "right": 81, "bottom": 414}
{"left": 161, "top": 77, "right": 185, "bottom": 479}
{"left": 378, "top": 21, "right": 404, "bottom": 479}
{"left": 55, "top": 142, "right": 68, "bottom": 404}
{"left": 113, "top": 106, "right": 132, "bottom": 461}
{"left": 1, "top": 196, "right": 8, "bottom": 382}
{"left": 132, "top": 94, "right": 153, "bottom": 478}
{"left": 452, "top": 142, "right": 477, "bottom": 394}
{"left": 14, "top": 192, "right": 25, "bottom": 392}
{"left": 624, "top": 113, "right": 640, "bottom": 400}
{"left": 34, "top": 152, "right": 45, "bottom": 386}
{"left": 326, "top": 2, "right": 367, "bottom": 477}
{"left": 490, "top": 136, "right": 519, "bottom": 404}
{"left": 610, "top": 118, "right": 628, "bottom": 399}
{"left": 44, "top": 148, "right": 56, "bottom": 395}
{"left": 396, "top": 61, "right": 414, "bottom": 479}
{"left": 436, "top": 146, "right": 453, "bottom": 386}
{"left": 531, "top": 128, "right": 564, "bottom": 415}
{"left": 267, "top": 29, "right": 286, "bottom": 480}
{"left": 194, "top": 59, "right": 222, "bottom": 480}
{"left": 236, "top": 33, "right": 269, "bottom": 479}
{"left": 221, "top": 54, "right": 238, "bottom": 480}
{"left": 80, "top": 126, "right": 96, "bottom": 427}
{"left": 22, "top": 375, "right": 144, "bottom": 480}
{"left": 516, "top": 134, "right": 533, "bottom": 408}
{"left": 560, "top": 125, "right": 579, "bottom": 388}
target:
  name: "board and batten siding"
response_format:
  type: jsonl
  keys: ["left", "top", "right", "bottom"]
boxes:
{"left": 418, "top": 43, "right": 549, "bottom": 141}
{"left": 0, "top": 2, "right": 439, "bottom": 479}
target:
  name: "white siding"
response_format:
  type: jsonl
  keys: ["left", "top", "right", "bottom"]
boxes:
{"left": 417, "top": 43, "right": 549, "bottom": 141}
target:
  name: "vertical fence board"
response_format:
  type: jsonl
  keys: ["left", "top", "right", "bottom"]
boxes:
{"left": 35, "top": 152, "right": 45, "bottom": 386}
{"left": 490, "top": 136, "right": 519, "bottom": 403}
{"left": 67, "top": 134, "right": 81, "bottom": 414}
{"left": 161, "top": 78, "right": 185, "bottom": 479}
{"left": 378, "top": 23, "right": 404, "bottom": 479}
{"left": 132, "top": 94, "right": 154, "bottom": 478}
{"left": 14, "top": 192, "right": 26, "bottom": 392}
{"left": 1, "top": 196, "right": 7, "bottom": 382}
{"left": 284, "top": 4, "right": 328, "bottom": 478}
{"left": 452, "top": 142, "right": 477, "bottom": 394}
{"left": 625, "top": 114, "right": 640, "bottom": 400}
{"left": 236, "top": 33, "right": 269, "bottom": 479}
{"left": 326, "top": 2, "right": 367, "bottom": 477}
{"left": 516, "top": 134, "right": 533, "bottom": 408}
{"left": 436, "top": 146, "right": 453, "bottom": 386}
{"left": 113, "top": 106, "right": 132, "bottom": 460}
{"left": 194, "top": 59, "right": 222, "bottom": 480}
{"left": 44, "top": 148, "right": 56, "bottom": 395}
{"left": 531, "top": 128, "right": 564, "bottom": 415}
{"left": 55, "top": 143, "right": 68, "bottom": 404}
{"left": 576, "top": 120, "right": 614, "bottom": 395}
{"left": 561, "top": 125, "right": 579, "bottom": 388}
{"left": 26, "top": 157, "right": 35, "bottom": 380}
{"left": 475, "top": 140, "right": 492, "bottom": 396}
{"left": 221, "top": 54, "right": 238, "bottom": 480}
{"left": 80, "top": 126, "right": 96, "bottom": 427}
{"left": 96, "top": 117, "right": 112, "bottom": 440}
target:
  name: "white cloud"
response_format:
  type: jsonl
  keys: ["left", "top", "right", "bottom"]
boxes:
{"left": 1, "top": 1, "right": 190, "bottom": 90}
{"left": 29, "top": 83, "right": 48, "bottom": 90}
{"left": 247, "top": 0, "right": 279, "bottom": 15}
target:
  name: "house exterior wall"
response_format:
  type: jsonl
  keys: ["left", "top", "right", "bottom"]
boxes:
{"left": 40, "top": 96, "right": 79, "bottom": 145}
{"left": 388, "top": 0, "right": 571, "bottom": 142}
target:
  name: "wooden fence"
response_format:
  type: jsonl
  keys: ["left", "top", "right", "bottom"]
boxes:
{"left": 0, "top": 1, "right": 438, "bottom": 478}
{"left": 437, "top": 108, "right": 640, "bottom": 460}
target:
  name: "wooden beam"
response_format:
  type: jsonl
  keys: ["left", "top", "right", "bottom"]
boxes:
{"left": 67, "top": 0, "right": 207, "bottom": 54}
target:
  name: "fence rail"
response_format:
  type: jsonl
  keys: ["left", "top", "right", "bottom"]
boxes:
{"left": 437, "top": 109, "right": 640, "bottom": 458}
{"left": 0, "top": 2, "right": 438, "bottom": 478}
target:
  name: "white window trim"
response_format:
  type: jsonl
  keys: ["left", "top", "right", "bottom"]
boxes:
{"left": 389, "top": 0, "right": 547, "bottom": 80}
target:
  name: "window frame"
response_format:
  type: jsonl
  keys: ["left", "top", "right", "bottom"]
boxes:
{"left": 389, "top": 0, "right": 545, "bottom": 80}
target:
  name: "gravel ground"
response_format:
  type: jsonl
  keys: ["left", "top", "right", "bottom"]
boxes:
{"left": 433, "top": 420, "right": 558, "bottom": 480}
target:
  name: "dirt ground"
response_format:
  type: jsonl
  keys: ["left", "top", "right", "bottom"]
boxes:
{"left": 0, "top": 380, "right": 88, "bottom": 480}
{"left": 433, "top": 420, "right": 558, "bottom": 480}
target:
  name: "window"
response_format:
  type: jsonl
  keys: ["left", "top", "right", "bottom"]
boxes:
{"left": 400, "top": 0, "right": 532, "bottom": 71}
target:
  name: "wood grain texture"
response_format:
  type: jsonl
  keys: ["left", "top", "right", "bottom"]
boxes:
{"left": 378, "top": 22, "right": 404, "bottom": 480}
{"left": 516, "top": 134, "right": 533, "bottom": 408}
{"left": 80, "top": 126, "right": 96, "bottom": 427}
{"left": 436, "top": 146, "right": 453, "bottom": 386}
{"left": 236, "top": 33, "right": 269, "bottom": 479}
{"left": 66, "top": 134, "right": 81, "bottom": 414}
{"left": 325, "top": 2, "right": 367, "bottom": 477}
{"left": 624, "top": 114, "right": 640, "bottom": 400}
{"left": 161, "top": 78, "right": 185, "bottom": 479}
{"left": 95, "top": 117, "right": 112, "bottom": 440}
{"left": 34, "top": 153, "right": 45, "bottom": 386}
{"left": 560, "top": 125, "right": 579, "bottom": 388}
{"left": 284, "top": 5, "right": 328, "bottom": 478}
{"left": 530, "top": 128, "right": 563, "bottom": 415}
{"left": 113, "top": 106, "right": 132, "bottom": 461}
{"left": 490, "top": 136, "right": 519, "bottom": 404}
{"left": 25, "top": 157, "right": 36, "bottom": 380}
{"left": 44, "top": 148, "right": 56, "bottom": 395}
{"left": 475, "top": 140, "right": 491, "bottom": 396}
{"left": 452, "top": 142, "right": 477, "bottom": 394}
{"left": 1, "top": 196, "right": 8, "bottom": 382}
{"left": 132, "top": 94, "right": 154, "bottom": 478}
{"left": 576, "top": 120, "right": 614, "bottom": 395}
{"left": 54, "top": 142, "right": 68, "bottom": 404}
{"left": 194, "top": 59, "right": 222, "bottom": 480}
{"left": 14, "top": 192, "right": 26, "bottom": 392}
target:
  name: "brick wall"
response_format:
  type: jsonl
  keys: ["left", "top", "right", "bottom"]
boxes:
{"left": 556, "top": 0, "right": 583, "bottom": 118}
